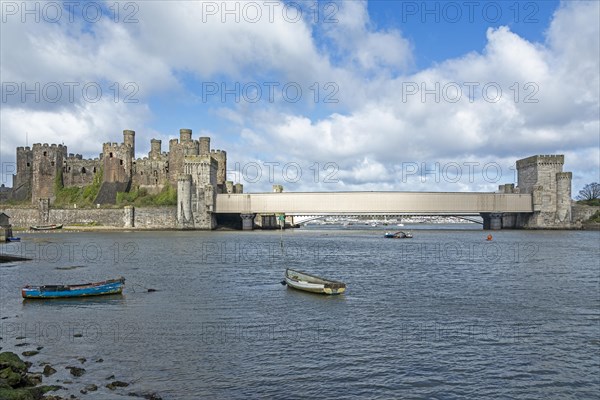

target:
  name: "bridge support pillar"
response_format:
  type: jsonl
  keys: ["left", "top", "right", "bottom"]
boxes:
{"left": 240, "top": 213, "right": 255, "bottom": 230}
{"left": 481, "top": 213, "right": 503, "bottom": 230}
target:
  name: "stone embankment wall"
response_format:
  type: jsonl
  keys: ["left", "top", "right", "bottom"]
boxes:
{"left": 0, "top": 207, "right": 177, "bottom": 229}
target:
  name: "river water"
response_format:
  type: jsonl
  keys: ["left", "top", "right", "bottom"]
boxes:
{"left": 1, "top": 225, "right": 598, "bottom": 399}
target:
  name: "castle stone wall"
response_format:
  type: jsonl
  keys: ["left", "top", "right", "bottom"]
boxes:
{"left": 62, "top": 158, "right": 100, "bottom": 187}
{"left": 572, "top": 203, "right": 600, "bottom": 227}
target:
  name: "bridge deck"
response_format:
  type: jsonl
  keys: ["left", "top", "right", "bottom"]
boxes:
{"left": 215, "top": 192, "right": 533, "bottom": 215}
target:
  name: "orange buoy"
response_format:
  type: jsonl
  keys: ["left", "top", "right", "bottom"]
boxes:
{"left": 486, "top": 234, "right": 493, "bottom": 241}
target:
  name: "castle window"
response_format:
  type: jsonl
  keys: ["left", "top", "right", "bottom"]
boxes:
{"left": 68, "top": 167, "right": 71, "bottom": 172}
{"left": 140, "top": 171, "right": 143, "bottom": 175}
{"left": 81, "top": 167, "right": 86, "bottom": 174}
{"left": 93, "top": 167, "right": 96, "bottom": 173}
{"left": 51, "top": 161, "right": 55, "bottom": 166}
{"left": 110, "top": 152, "right": 113, "bottom": 158}
{"left": 120, "top": 160, "right": 123, "bottom": 165}
{"left": 27, "top": 162, "right": 30, "bottom": 167}
{"left": 43, "top": 151, "right": 47, "bottom": 156}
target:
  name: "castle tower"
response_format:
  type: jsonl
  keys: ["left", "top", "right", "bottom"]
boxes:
{"left": 516, "top": 155, "right": 572, "bottom": 228}
{"left": 180, "top": 128, "right": 192, "bottom": 143}
{"left": 168, "top": 131, "right": 199, "bottom": 187}
{"left": 123, "top": 130, "right": 135, "bottom": 156}
{"left": 556, "top": 172, "right": 572, "bottom": 223}
{"left": 31, "top": 143, "right": 66, "bottom": 204}
{"left": 13, "top": 146, "right": 33, "bottom": 201}
{"left": 102, "top": 142, "right": 133, "bottom": 183}
{"left": 177, "top": 174, "right": 192, "bottom": 228}
{"left": 210, "top": 150, "right": 227, "bottom": 190}
{"left": 175, "top": 155, "right": 218, "bottom": 229}
{"left": 199, "top": 137, "right": 210, "bottom": 155}
{"left": 150, "top": 139, "right": 162, "bottom": 159}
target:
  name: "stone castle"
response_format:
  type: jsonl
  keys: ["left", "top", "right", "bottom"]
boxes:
{"left": 9, "top": 129, "right": 242, "bottom": 229}
{"left": 3, "top": 132, "right": 591, "bottom": 230}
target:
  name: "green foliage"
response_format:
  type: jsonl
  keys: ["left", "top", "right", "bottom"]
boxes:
{"left": 53, "top": 167, "right": 103, "bottom": 208}
{"left": 154, "top": 184, "right": 177, "bottom": 205}
{"left": 116, "top": 184, "right": 177, "bottom": 207}
{"left": 53, "top": 168, "right": 64, "bottom": 192}
{"left": 577, "top": 198, "right": 600, "bottom": 207}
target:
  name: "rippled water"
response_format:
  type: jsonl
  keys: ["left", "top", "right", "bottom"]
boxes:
{"left": 1, "top": 226, "right": 598, "bottom": 399}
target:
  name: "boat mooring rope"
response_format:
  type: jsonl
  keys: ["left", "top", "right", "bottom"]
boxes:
{"left": 129, "top": 283, "right": 158, "bottom": 293}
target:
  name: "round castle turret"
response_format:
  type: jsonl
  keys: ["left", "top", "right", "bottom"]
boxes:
{"left": 177, "top": 174, "right": 192, "bottom": 227}
{"left": 556, "top": 172, "right": 572, "bottom": 222}
{"left": 123, "top": 130, "right": 135, "bottom": 156}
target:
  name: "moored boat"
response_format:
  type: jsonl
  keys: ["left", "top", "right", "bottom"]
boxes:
{"left": 284, "top": 268, "right": 345, "bottom": 295}
{"left": 6, "top": 237, "right": 21, "bottom": 242}
{"left": 22, "top": 277, "right": 125, "bottom": 299}
{"left": 384, "top": 231, "right": 413, "bottom": 239}
{"left": 30, "top": 224, "right": 63, "bottom": 231}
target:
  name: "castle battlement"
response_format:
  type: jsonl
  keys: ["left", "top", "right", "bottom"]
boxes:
{"left": 32, "top": 143, "right": 65, "bottom": 149}
{"left": 516, "top": 155, "right": 564, "bottom": 168}
{"left": 17, "top": 146, "right": 31, "bottom": 152}
{"left": 557, "top": 172, "right": 572, "bottom": 180}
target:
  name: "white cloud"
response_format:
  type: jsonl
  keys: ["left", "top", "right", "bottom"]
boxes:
{"left": 1, "top": 0, "right": 598, "bottom": 194}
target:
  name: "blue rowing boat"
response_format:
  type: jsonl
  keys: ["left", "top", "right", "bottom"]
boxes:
{"left": 22, "top": 277, "right": 125, "bottom": 299}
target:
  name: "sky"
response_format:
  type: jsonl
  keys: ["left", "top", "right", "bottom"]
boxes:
{"left": 0, "top": 0, "right": 599, "bottom": 194}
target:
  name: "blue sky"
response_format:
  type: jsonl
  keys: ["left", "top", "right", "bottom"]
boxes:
{"left": 366, "top": 0, "right": 560, "bottom": 68}
{"left": 1, "top": 0, "right": 598, "bottom": 193}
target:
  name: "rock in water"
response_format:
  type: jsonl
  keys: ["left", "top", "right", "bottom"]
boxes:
{"left": 66, "top": 366, "right": 86, "bottom": 377}
{"left": 106, "top": 380, "right": 129, "bottom": 390}
{"left": 0, "top": 352, "right": 27, "bottom": 372}
{"left": 84, "top": 383, "right": 98, "bottom": 391}
{"left": 0, "top": 352, "right": 62, "bottom": 399}
{"left": 43, "top": 365, "right": 57, "bottom": 376}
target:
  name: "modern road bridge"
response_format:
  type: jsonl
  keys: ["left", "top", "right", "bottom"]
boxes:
{"left": 216, "top": 192, "right": 533, "bottom": 216}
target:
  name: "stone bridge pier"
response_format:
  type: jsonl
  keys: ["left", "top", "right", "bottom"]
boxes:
{"left": 481, "top": 213, "right": 503, "bottom": 230}
{"left": 241, "top": 213, "right": 255, "bottom": 230}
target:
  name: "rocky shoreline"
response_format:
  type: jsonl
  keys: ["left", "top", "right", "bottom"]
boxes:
{"left": 0, "top": 351, "right": 162, "bottom": 400}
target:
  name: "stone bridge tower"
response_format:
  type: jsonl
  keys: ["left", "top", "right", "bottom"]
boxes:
{"left": 516, "top": 155, "right": 572, "bottom": 228}
{"left": 176, "top": 155, "right": 217, "bottom": 229}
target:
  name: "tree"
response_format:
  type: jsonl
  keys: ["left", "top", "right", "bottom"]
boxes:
{"left": 576, "top": 182, "right": 600, "bottom": 201}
